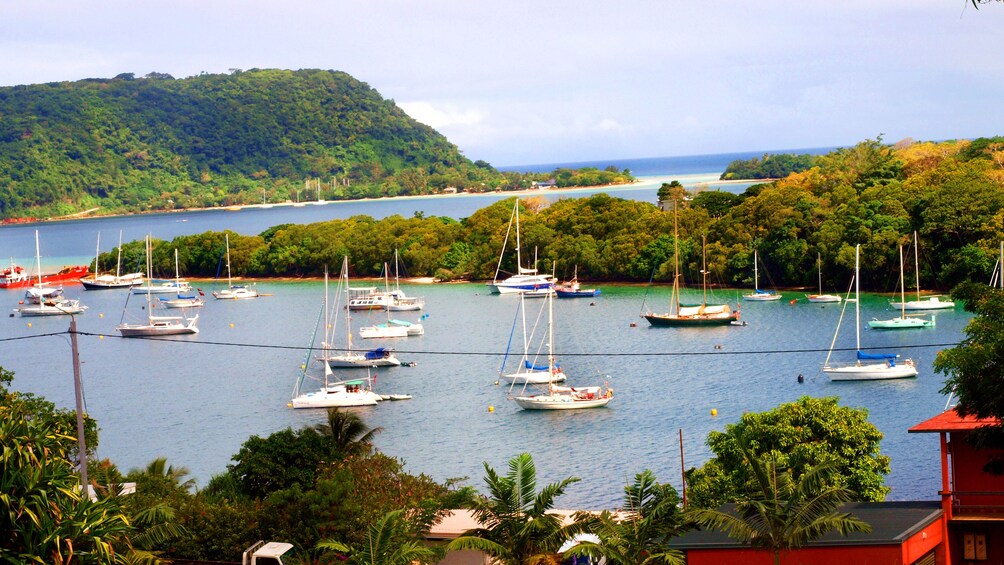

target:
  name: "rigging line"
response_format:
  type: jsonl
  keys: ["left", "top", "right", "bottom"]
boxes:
{"left": 0, "top": 331, "right": 69, "bottom": 342}
{"left": 66, "top": 330, "right": 961, "bottom": 357}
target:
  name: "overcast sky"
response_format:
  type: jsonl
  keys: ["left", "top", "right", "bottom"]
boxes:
{"left": 2, "top": 1, "right": 1001, "bottom": 167}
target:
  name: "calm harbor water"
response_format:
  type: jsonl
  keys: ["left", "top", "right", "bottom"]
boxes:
{"left": 1, "top": 147, "right": 960, "bottom": 509}
{"left": 3, "top": 280, "right": 963, "bottom": 509}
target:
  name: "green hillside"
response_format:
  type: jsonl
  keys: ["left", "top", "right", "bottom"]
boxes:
{"left": 0, "top": 69, "right": 498, "bottom": 218}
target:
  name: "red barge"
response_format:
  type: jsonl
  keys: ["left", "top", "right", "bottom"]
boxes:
{"left": 0, "top": 260, "right": 89, "bottom": 289}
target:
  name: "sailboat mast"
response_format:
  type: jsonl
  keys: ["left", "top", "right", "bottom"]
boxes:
{"left": 343, "top": 257, "right": 354, "bottom": 354}
{"left": 754, "top": 249, "right": 759, "bottom": 291}
{"left": 1000, "top": 241, "right": 1003, "bottom": 289}
{"left": 225, "top": 233, "right": 232, "bottom": 287}
{"left": 34, "top": 230, "right": 43, "bottom": 286}
{"left": 817, "top": 252, "right": 823, "bottom": 294}
{"left": 672, "top": 204, "right": 680, "bottom": 314}
{"left": 854, "top": 244, "right": 861, "bottom": 352}
{"left": 898, "top": 245, "right": 906, "bottom": 318}
{"left": 702, "top": 235, "right": 708, "bottom": 306}
{"left": 913, "top": 231, "right": 921, "bottom": 301}
{"left": 323, "top": 266, "right": 329, "bottom": 349}
{"left": 145, "top": 236, "right": 154, "bottom": 320}
{"left": 116, "top": 230, "right": 123, "bottom": 279}
{"left": 515, "top": 202, "right": 523, "bottom": 273}
{"left": 547, "top": 277, "right": 555, "bottom": 384}
{"left": 94, "top": 233, "right": 101, "bottom": 276}
{"left": 394, "top": 249, "right": 401, "bottom": 290}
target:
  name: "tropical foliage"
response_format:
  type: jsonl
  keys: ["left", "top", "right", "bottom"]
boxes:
{"left": 567, "top": 470, "right": 688, "bottom": 565}
{"left": 685, "top": 396, "right": 891, "bottom": 508}
{"left": 445, "top": 452, "right": 589, "bottom": 565}
{"left": 88, "top": 136, "right": 1004, "bottom": 294}
{"left": 688, "top": 429, "right": 871, "bottom": 565}
{"left": 0, "top": 69, "right": 631, "bottom": 220}
{"left": 720, "top": 153, "right": 817, "bottom": 180}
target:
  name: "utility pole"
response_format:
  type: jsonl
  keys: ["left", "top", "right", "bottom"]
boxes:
{"left": 69, "top": 315, "right": 89, "bottom": 492}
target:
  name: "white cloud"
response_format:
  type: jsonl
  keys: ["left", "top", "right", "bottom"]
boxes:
{"left": 398, "top": 101, "right": 486, "bottom": 129}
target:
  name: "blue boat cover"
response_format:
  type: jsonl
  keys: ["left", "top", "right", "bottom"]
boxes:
{"left": 857, "top": 351, "right": 898, "bottom": 362}
{"left": 525, "top": 360, "right": 559, "bottom": 370}
{"left": 365, "top": 348, "right": 388, "bottom": 360}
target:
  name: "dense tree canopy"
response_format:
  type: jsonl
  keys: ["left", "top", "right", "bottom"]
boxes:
{"left": 684, "top": 396, "right": 891, "bottom": 508}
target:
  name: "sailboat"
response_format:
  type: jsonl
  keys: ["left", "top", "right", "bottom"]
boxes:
{"left": 487, "top": 199, "right": 555, "bottom": 295}
{"left": 359, "top": 261, "right": 425, "bottom": 338}
{"left": 158, "top": 249, "right": 205, "bottom": 309}
{"left": 511, "top": 288, "right": 612, "bottom": 410}
{"left": 16, "top": 230, "right": 88, "bottom": 317}
{"left": 742, "top": 249, "right": 781, "bottom": 301}
{"left": 642, "top": 206, "right": 740, "bottom": 327}
{"left": 116, "top": 236, "right": 199, "bottom": 336}
{"left": 822, "top": 244, "right": 917, "bottom": 380}
{"left": 289, "top": 298, "right": 388, "bottom": 408}
{"left": 321, "top": 258, "right": 402, "bottom": 368}
{"left": 79, "top": 231, "right": 144, "bottom": 290}
{"left": 386, "top": 249, "right": 425, "bottom": 311}
{"left": 868, "top": 245, "right": 934, "bottom": 330}
{"left": 555, "top": 265, "right": 601, "bottom": 298}
{"left": 889, "top": 231, "right": 954, "bottom": 311}
{"left": 806, "top": 252, "right": 842, "bottom": 303}
{"left": 212, "top": 233, "right": 259, "bottom": 299}
{"left": 499, "top": 291, "right": 568, "bottom": 385}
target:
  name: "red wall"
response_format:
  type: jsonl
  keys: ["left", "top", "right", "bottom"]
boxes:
{"left": 951, "top": 433, "right": 1004, "bottom": 510}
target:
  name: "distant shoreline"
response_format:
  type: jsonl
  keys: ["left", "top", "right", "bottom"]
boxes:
{"left": 35, "top": 174, "right": 760, "bottom": 225}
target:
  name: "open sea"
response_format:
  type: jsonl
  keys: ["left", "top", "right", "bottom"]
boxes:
{"left": 1, "top": 147, "right": 958, "bottom": 509}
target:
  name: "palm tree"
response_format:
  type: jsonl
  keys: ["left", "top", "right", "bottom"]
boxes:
{"left": 687, "top": 433, "right": 871, "bottom": 565}
{"left": 314, "top": 407, "right": 383, "bottom": 456}
{"left": 567, "top": 470, "right": 686, "bottom": 565}
{"left": 445, "top": 452, "right": 586, "bottom": 565}
{"left": 318, "top": 509, "right": 437, "bottom": 565}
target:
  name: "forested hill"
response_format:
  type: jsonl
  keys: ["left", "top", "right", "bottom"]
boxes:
{"left": 0, "top": 69, "right": 495, "bottom": 219}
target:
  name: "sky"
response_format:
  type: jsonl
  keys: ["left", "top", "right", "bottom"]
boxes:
{"left": 1, "top": 1, "right": 1001, "bottom": 167}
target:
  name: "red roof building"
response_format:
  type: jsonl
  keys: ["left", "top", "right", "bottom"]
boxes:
{"left": 909, "top": 409, "right": 1004, "bottom": 563}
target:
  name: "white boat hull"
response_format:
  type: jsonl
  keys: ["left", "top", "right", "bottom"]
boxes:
{"left": 513, "top": 393, "right": 612, "bottom": 410}
{"left": 290, "top": 389, "right": 382, "bottom": 408}
{"left": 323, "top": 353, "right": 402, "bottom": 368}
{"left": 889, "top": 298, "right": 955, "bottom": 310}
{"left": 743, "top": 292, "right": 781, "bottom": 301}
{"left": 868, "top": 316, "right": 934, "bottom": 330}
{"left": 807, "top": 294, "right": 841, "bottom": 303}
{"left": 359, "top": 325, "right": 410, "bottom": 339}
{"left": 823, "top": 362, "right": 918, "bottom": 381}
{"left": 159, "top": 297, "right": 205, "bottom": 309}
{"left": 17, "top": 303, "right": 88, "bottom": 316}
{"left": 212, "top": 286, "right": 258, "bottom": 299}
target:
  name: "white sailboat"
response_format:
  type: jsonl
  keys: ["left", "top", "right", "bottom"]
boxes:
{"left": 487, "top": 199, "right": 554, "bottom": 295}
{"left": 158, "top": 249, "right": 205, "bottom": 309}
{"left": 80, "top": 231, "right": 144, "bottom": 290}
{"left": 499, "top": 291, "right": 568, "bottom": 385}
{"left": 16, "top": 230, "right": 88, "bottom": 317}
{"left": 511, "top": 284, "right": 612, "bottom": 410}
{"left": 359, "top": 261, "right": 425, "bottom": 338}
{"left": 823, "top": 244, "right": 917, "bottom": 380}
{"left": 320, "top": 258, "right": 402, "bottom": 368}
{"left": 806, "top": 252, "right": 841, "bottom": 303}
{"left": 116, "top": 236, "right": 199, "bottom": 337}
{"left": 289, "top": 294, "right": 390, "bottom": 409}
{"left": 387, "top": 249, "right": 425, "bottom": 311}
{"left": 889, "top": 231, "right": 954, "bottom": 311}
{"left": 212, "top": 233, "right": 258, "bottom": 299}
{"left": 743, "top": 249, "right": 781, "bottom": 301}
{"left": 868, "top": 245, "right": 934, "bottom": 330}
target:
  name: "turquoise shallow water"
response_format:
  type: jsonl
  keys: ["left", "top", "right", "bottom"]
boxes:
{"left": 3, "top": 280, "right": 965, "bottom": 509}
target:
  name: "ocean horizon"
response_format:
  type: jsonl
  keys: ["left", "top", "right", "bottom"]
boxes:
{"left": 499, "top": 145, "right": 840, "bottom": 176}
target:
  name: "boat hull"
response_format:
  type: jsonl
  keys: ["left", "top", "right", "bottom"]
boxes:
{"left": 513, "top": 394, "right": 612, "bottom": 410}
{"left": 117, "top": 324, "right": 198, "bottom": 337}
{"left": 643, "top": 313, "right": 738, "bottom": 327}
{"left": 823, "top": 362, "right": 918, "bottom": 381}
{"left": 290, "top": 390, "right": 381, "bottom": 408}
{"left": 555, "top": 289, "right": 600, "bottom": 298}
{"left": 212, "top": 286, "right": 258, "bottom": 299}
{"left": 807, "top": 294, "right": 841, "bottom": 303}
{"left": 889, "top": 298, "right": 955, "bottom": 310}
{"left": 17, "top": 303, "right": 88, "bottom": 316}
{"left": 868, "top": 316, "right": 934, "bottom": 330}
{"left": 1, "top": 265, "right": 89, "bottom": 289}
{"left": 323, "top": 354, "right": 402, "bottom": 368}
{"left": 743, "top": 293, "right": 781, "bottom": 301}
